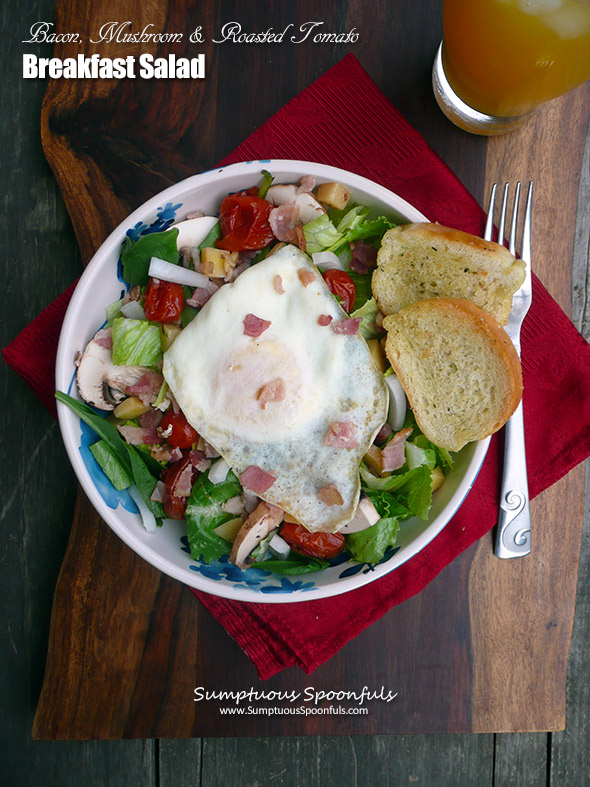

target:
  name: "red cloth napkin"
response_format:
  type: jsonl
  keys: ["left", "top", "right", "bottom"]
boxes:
{"left": 4, "top": 55, "right": 590, "bottom": 679}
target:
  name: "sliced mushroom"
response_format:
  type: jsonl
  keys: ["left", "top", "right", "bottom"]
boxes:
{"left": 266, "top": 184, "right": 326, "bottom": 225}
{"left": 338, "top": 497, "right": 380, "bottom": 534}
{"left": 76, "top": 333, "right": 151, "bottom": 411}
{"left": 229, "top": 501, "right": 284, "bottom": 569}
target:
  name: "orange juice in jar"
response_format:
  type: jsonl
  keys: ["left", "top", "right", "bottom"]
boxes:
{"left": 433, "top": 0, "right": 590, "bottom": 134}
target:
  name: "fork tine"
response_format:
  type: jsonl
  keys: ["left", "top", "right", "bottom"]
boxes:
{"left": 522, "top": 181, "right": 533, "bottom": 264}
{"left": 497, "top": 182, "right": 509, "bottom": 245}
{"left": 484, "top": 183, "right": 497, "bottom": 242}
{"left": 509, "top": 181, "right": 521, "bottom": 256}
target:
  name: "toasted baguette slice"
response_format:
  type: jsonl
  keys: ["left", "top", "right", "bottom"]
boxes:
{"left": 382, "top": 298, "right": 522, "bottom": 452}
{"left": 372, "top": 223, "right": 525, "bottom": 325}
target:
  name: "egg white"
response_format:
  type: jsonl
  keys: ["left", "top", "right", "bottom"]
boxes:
{"left": 163, "top": 244, "right": 388, "bottom": 532}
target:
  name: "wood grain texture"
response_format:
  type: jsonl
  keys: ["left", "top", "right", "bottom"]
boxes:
{"left": 549, "top": 121, "right": 590, "bottom": 784}
{"left": 468, "top": 85, "right": 590, "bottom": 733}
{"left": 27, "top": 0, "right": 588, "bottom": 741}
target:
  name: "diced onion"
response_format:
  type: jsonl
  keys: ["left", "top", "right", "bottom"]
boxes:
{"left": 208, "top": 458, "right": 230, "bottom": 485}
{"left": 128, "top": 485, "right": 157, "bottom": 533}
{"left": 312, "top": 251, "right": 344, "bottom": 271}
{"left": 268, "top": 533, "right": 291, "bottom": 560}
{"left": 148, "top": 257, "right": 210, "bottom": 289}
{"left": 120, "top": 300, "right": 146, "bottom": 320}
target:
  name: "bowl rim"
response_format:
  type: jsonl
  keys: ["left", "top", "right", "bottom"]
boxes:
{"left": 55, "top": 159, "right": 490, "bottom": 603}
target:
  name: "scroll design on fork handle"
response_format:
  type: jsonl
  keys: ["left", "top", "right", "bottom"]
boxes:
{"left": 498, "top": 488, "right": 531, "bottom": 555}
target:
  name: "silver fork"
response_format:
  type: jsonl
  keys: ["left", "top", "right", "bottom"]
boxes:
{"left": 484, "top": 181, "right": 533, "bottom": 558}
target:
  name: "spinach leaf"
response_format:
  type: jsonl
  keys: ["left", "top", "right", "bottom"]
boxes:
{"left": 197, "top": 222, "right": 220, "bottom": 251}
{"left": 121, "top": 228, "right": 179, "bottom": 286}
{"left": 252, "top": 556, "right": 329, "bottom": 575}
{"left": 185, "top": 470, "right": 243, "bottom": 562}
{"left": 257, "top": 169, "right": 274, "bottom": 199}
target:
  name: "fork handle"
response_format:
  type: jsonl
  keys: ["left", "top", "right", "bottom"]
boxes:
{"left": 494, "top": 400, "right": 531, "bottom": 558}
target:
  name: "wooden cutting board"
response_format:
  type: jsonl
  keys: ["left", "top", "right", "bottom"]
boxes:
{"left": 32, "top": 0, "right": 588, "bottom": 738}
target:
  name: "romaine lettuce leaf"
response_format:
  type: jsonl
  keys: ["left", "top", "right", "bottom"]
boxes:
{"left": 360, "top": 463, "right": 433, "bottom": 520}
{"left": 348, "top": 271, "right": 374, "bottom": 311}
{"left": 185, "top": 470, "right": 243, "bottom": 563}
{"left": 351, "top": 297, "right": 381, "bottom": 340}
{"left": 121, "top": 228, "right": 179, "bottom": 286}
{"left": 346, "top": 517, "right": 400, "bottom": 564}
{"left": 89, "top": 439, "right": 133, "bottom": 490}
{"left": 303, "top": 214, "right": 343, "bottom": 253}
{"left": 111, "top": 317, "right": 162, "bottom": 367}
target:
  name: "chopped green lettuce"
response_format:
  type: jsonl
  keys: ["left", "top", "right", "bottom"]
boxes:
{"left": 121, "top": 228, "right": 180, "bottom": 286}
{"left": 185, "top": 470, "right": 243, "bottom": 562}
{"left": 105, "top": 297, "right": 124, "bottom": 326}
{"left": 345, "top": 517, "right": 400, "bottom": 564}
{"left": 360, "top": 463, "right": 433, "bottom": 520}
{"left": 111, "top": 317, "right": 162, "bottom": 367}
{"left": 351, "top": 296, "right": 380, "bottom": 340}
{"left": 303, "top": 214, "right": 343, "bottom": 253}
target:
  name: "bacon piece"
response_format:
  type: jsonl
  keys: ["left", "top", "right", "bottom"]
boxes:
{"left": 239, "top": 465, "right": 277, "bottom": 494}
{"left": 224, "top": 261, "right": 249, "bottom": 283}
{"left": 297, "top": 268, "right": 316, "bottom": 287}
{"left": 375, "top": 423, "right": 393, "bottom": 444}
{"left": 174, "top": 461, "right": 196, "bottom": 498}
{"left": 256, "top": 377, "right": 286, "bottom": 409}
{"left": 202, "top": 439, "right": 220, "bottom": 459}
{"left": 269, "top": 203, "right": 300, "bottom": 241}
{"left": 139, "top": 409, "right": 163, "bottom": 429}
{"left": 317, "top": 314, "right": 333, "bottom": 327}
{"left": 331, "top": 318, "right": 361, "bottom": 335}
{"left": 150, "top": 444, "right": 183, "bottom": 463}
{"left": 381, "top": 427, "right": 413, "bottom": 472}
{"left": 273, "top": 274, "right": 285, "bottom": 294}
{"left": 117, "top": 424, "right": 159, "bottom": 445}
{"left": 297, "top": 175, "right": 316, "bottom": 193}
{"left": 349, "top": 241, "right": 378, "bottom": 274}
{"left": 318, "top": 485, "right": 344, "bottom": 506}
{"left": 186, "top": 280, "right": 219, "bottom": 308}
{"left": 189, "top": 449, "right": 212, "bottom": 472}
{"left": 150, "top": 480, "right": 166, "bottom": 503}
{"left": 243, "top": 313, "right": 271, "bottom": 338}
{"left": 93, "top": 328, "right": 112, "bottom": 349}
{"left": 324, "top": 422, "right": 359, "bottom": 449}
{"left": 125, "top": 371, "right": 164, "bottom": 406}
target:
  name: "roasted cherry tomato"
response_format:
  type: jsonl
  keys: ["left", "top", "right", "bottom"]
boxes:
{"left": 321, "top": 269, "right": 356, "bottom": 313}
{"left": 143, "top": 277, "right": 184, "bottom": 324}
{"left": 159, "top": 410, "right": 199, "bottom": 449}
{"left": 162, "top": 454, "right": 195, "bottom": 519}
{"left": 280, "top": 522, "right": 346, "bottom": 560}
{"left": 216, "top": 195, "right": 275, "bottom": 251}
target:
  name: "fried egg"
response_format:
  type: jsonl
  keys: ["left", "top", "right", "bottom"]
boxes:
{"left": 162, "top": 244, "right": 388, "bottom": 532}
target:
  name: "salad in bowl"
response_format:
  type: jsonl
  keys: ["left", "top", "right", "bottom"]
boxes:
{"left": 56, "top": 160, "right": 489, "bottom": 601}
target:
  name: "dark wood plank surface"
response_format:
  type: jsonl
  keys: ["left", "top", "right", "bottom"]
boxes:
{"left": 2, "top": 0, "right": 590, "bottom": 782}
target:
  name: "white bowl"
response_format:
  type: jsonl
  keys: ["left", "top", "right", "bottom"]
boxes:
{"left": 56, "top": 160, "right": 489, "bottom": 603}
